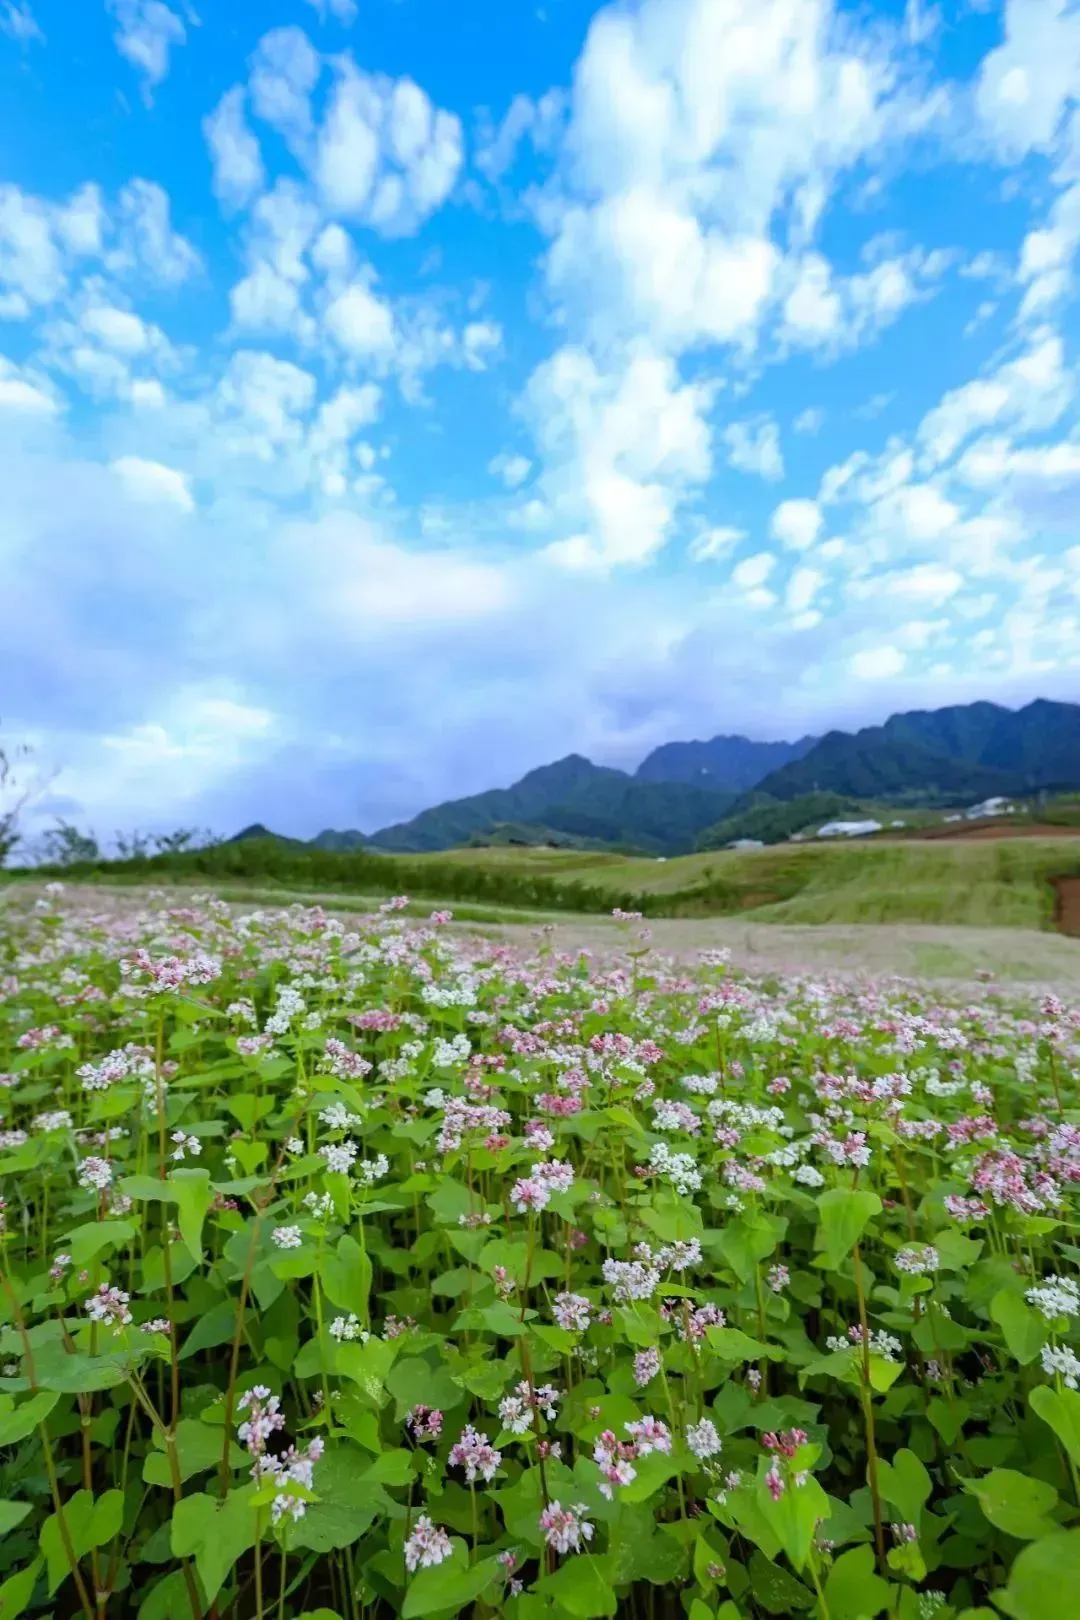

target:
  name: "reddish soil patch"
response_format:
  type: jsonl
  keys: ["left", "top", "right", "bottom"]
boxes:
{"left": 915, "top": 820, "right": 1080, "bottom": 841}
{"left": 1054, "top": 877, "right": 1080, "bottom": 937}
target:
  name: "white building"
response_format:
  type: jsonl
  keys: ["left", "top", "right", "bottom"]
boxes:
{"left": 817, "top": 820, "right": 883, "bottom": 839}
{"left": 964, "top": 796, "right": 1016, "bottom": 820}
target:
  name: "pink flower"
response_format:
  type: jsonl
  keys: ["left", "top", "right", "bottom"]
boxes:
{"left": 404, "top": 1516, "right": 453, "bottom": 1572}
{"left": 540, "top": 1501, "right": 594, "bottom": 1555}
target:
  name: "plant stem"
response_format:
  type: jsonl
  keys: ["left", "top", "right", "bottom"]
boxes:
{"left": 852, "top": 1240, "right": 886, "bottom": 1572}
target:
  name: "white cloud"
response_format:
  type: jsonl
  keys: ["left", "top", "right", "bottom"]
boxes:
{"left": 0, "top": 355, "right": 58, "bottom": 414}
{"left": 462, "top": 320, "right": 502, "bottom": 370}
{"left": 314, "top": 66, "right": 464, "bottom": 236}
{"left": 786, "top": 565, "right": 823, "bottom": 614}
{"left": 794, "top": 407, "right": 825, "bottom": 435}
{"left": 732, "top": 551, "right": 776, "bottom": 590}
{"left": 106, "top": 1, "right": 186, "bottom": 99}
{"left": 0, "top": 182, "right": 104, "bottom": 311}
{"left": 324, "top": 278, "right": 396, "bottom": 360}
{"left": 214, "top": 351, "right": 318, "bottom": 455}
{"left": 489, "top": 452, "right": 532, "bottom": 489}
{"left": 527, "top": 347, "right": 713, "bottom": 569}
{"left": 724, "top": 416, "right": 784, "bottom": 481}
{"left": 535, "top": 0, "right": 930, "bottom": 360}
{"left": 477, "top": 90, "right": 567, "bottom": 182}
{"left": 248, "top": 27, "right": 321, "bottom": 154}
{"left": 204, "top": 88, "right": 266, "bottom": 211}
{"left": 0, "top": 3, "right": 42, "bottom": 43}
{"left": 109, "top": 180, "right": 201, "bottom": 285}
{"left": 851, "top": 644, "right": 906, "bottom": 678}
{"left": 975, "top": 0, "right": 1080, "bottom": 158}
{"left": 770, "top": 497, "right": 823, "bottom": 551}
{"left": 302, "top": 0, "right": 357, "bottom": 21}
{"left": 781, "top": 244, "right": 951, "bottom": 351}
{"left": 689, "top": 525, "right": 744, "bottom": 561}
{"left": 918, "top": 327, "right": 1072, "bottom": 466}
{"left": 111, "top": 455, "right": 193, "bottom": 511}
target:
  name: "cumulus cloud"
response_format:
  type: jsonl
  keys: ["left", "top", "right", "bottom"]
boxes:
{"left": 770, "top": 498, "right": 823, "bottom": 551}
{"left": 111, "top": 455, "right": 194, "bottom": 511}
{"left": 204, "top": 89, "right": 266, "bottom": 211}
{"left": 106, "top": 1, "right": 187, "bottom": 99}
{"left": 724, "top": 416, "right": 784, "bottom": 481}
{"left": 526, "top": 347, "right": 714, "bottom": 569}
{"left": 0, "top": 2, "right": 42, "bottom": 44}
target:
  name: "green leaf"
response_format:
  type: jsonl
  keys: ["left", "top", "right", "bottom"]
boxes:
{"left": 706, "top": 1326, "right": 771, "bottom": 1362}
{"left": 1030, "top": 1384, "right": 1080, "bottom": 1467}
{"left": 385, "top": 1357, "right": 466, "bottom": 1418}
{"left": 747, "top": 1550, "right": 814, "bottom": 1613}
{"left": 996, "top": 1529, "right": 1080, "bottom": 1619}
{"left": 757, "top": 1468, "right": 830, "bottom": 1573}
{"left": 402, "top": 1548, "right": 502, "bottom": 1618}
{"left": 170, "top": 1485, "right": 257, "bottom": 1606}
{"left": 0, "top": 1504, "right": 31, "bottom": 1537}
{"left": 144, "top": 1418, "right": 245, "bottom": 1486}
{"left": 991, "top": 1291, "right": 1047, "bottom": 1366}
{"left": 539, "top": 1555, "right": 618, "bottom": 1618}
{"left": 169, "top": 1169, "right": 214, "bottom": 1262}
{"left": 138, "top": 1569, "right": 192, "bottom": 1620}
{"left": 319, "top": 1235, "right": 372, "bottom": 1323}
{"left": 963, "top": 1469, "right": 1059, "bottom": 1541}
{"left": 179, "top": 1301, "right": 240, "bottom": 1361}
{"left": 0, "top": 1390, "right": 59, "bottom": 1446}
{"left": 823, "top": 1544, "right": 891, "bottom": 1620}
{"left": 36, "top": 1353, "right": 129, "bottom": 1394}
{"left": 63, "top": 1219, "right": 138, "bottom": 1268}
{"left": 877, "top": 1449, "right": 931, "bottom": 1525}
{"left": 290, "top": 1446, "right": 392, "bottom": 1554}
{"left": 40, "top": 1489, "right": 123, "bottom": 1595}
{"left": 335, "top": 1336, "right": 398, "bottom": 1406}
{"left": 815, "top": 1188, "right": 881, "bottom": 1271}
{"left": 0, "top": 1558, "right": 42, "bottom": 1620}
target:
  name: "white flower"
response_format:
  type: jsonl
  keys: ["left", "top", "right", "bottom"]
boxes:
{"left": 686, "top": 1419, "right": 722, "bottom": 1460}
{"left": 895, "top": 1245, "right": 939, "bottom": 1275}
{"left": 1041, "top": 1344, "right": 1080, "bottom": 1389}
{"left": 328, "top": 1314, "right": 368, "bottom": 1342}
{"left": 77, "top": 1156, "right": 113, "bottom": 1191}
{"left": 272, "top": 1225, "right": 303, "bottom": 1250}
{"left": 1027, "top": 1276, "right": 1080, "bottom": 1321}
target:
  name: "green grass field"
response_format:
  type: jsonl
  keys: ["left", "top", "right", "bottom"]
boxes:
{"left": 11, "top": 832, "right": 1080, "bottom": 931}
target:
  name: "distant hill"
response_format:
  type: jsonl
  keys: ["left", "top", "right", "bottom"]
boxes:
{"left": 367, "top": 755, "right": 734, "bottom": 856}
{"left": 241, "top": 698, "right": 1080, "bottom": 859}
{"left": 752, "top": 699, "right": 1080, "bottom": 806}
{"left": 310, "top": 829, "right": 368, "bottom": 852}
{"left": 230, "top": 823, "right": 296, "bottom": 843}
{"left": 636, "top": 732, "right": 817, "bottom": 791}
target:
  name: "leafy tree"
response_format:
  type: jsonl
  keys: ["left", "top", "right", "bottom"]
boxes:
{"left": 37, "top": 821, "right": 101, "bottom": 866}
{"left": 0, "top": 728, "right": 47, "bottom": 867}
{"left": 113, "top": 830, "right": 153, "bottom": 861}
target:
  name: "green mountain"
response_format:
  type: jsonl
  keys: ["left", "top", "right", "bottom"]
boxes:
{"left": 367, "top": 755, "right": 734, "bottom": 856}
{"left": 311, "top": 828, "right": 368, "bottom": 851}
{"left": 751, "top": 699, "right": 1080, "bottom": 806}
{"left": 635, "top": 732, "right": 817, "bottom": 791}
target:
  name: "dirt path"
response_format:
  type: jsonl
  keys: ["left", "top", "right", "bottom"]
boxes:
{"left": 481, "top": 917, "right": 1080, "bottom": 989}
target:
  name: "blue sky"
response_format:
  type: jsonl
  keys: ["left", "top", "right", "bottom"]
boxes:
{"left": 1, "top": 0, "right": 1079, "bottom": 841}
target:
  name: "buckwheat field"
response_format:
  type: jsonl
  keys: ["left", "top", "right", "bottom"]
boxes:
{"left": 0, "top": 886, "right": 1076, "bottom": 1620}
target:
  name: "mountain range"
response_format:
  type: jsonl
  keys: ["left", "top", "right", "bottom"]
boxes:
{"left": 235, "top": 698, "right": 1080, "bottom": 857}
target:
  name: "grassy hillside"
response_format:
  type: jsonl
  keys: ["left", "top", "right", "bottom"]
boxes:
{"left": 13, "top": 833, "right": 1080, "bottom": 931}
